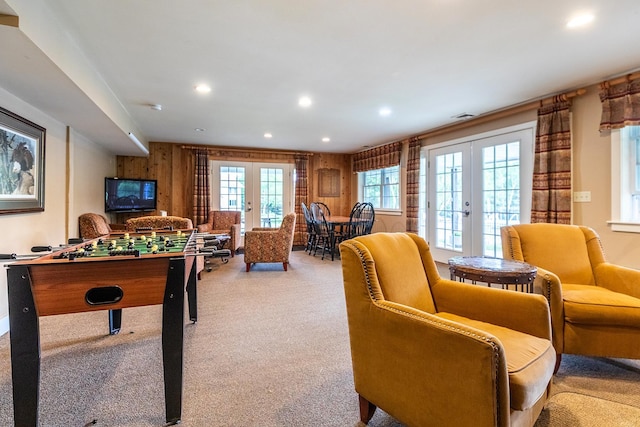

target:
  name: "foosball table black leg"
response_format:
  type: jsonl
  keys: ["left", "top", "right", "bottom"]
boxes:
{"left": 7, "top": 265, "right": 40, "bottom": 427}
{"left": 186, "top": 260, "right": 198, "bottom": 323}
{"left": 108, "top": 309, "right": 122, "bottom": 335}
{"left": 162, "top": 258, "right": 185, "bottom": 425}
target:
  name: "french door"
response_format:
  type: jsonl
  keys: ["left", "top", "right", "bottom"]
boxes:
{"left": 427, "top": 126, "right": 534, "bottom": 263}
{"left": 210, "top": 161, "right": 294, "bottom": 235}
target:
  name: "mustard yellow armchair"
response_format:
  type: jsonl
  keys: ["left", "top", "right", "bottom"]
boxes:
{"left": 339, "top": 232, "right": 555, "bottom": 427}
{"left": 501, "top": 223, "right": 640, "bottom": 370}
{"left": 244, "top": 213, "right": 296, "bottom": 272}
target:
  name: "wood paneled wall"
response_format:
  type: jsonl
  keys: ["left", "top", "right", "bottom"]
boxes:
{"left": 116, "top": 142, "right": 353, "bottom": 223}
{"left": 308, "top": 152, "right": 353, "bottom": 216}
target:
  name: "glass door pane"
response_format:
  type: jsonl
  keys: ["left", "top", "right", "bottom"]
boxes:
{"left": 212, "top": 161, "right": 293, "bottom": 236}
{"left": 258, "top": 166, "right": 285, "bottom": 228}
{"left": 219, "top": 165, "right": 246, "bottom": 233}
{"left": 426, "top": 126, "right": 533, "bottom": 264}
{"left": 428, "top": 144, "right": 471, "bottom": 263}
{"left": 471, "top": 129, "right": 533, "bottom": 258}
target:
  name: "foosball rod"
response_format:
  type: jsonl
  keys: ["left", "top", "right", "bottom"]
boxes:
{"left": 0, "top": 245, "right": 59, "bottom": 260}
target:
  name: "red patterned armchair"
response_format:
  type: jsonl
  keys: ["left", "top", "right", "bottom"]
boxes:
{"left": 244, "top": 213, "right": 296, "bottom": 271}
{"left": 79, "top": 213, "right": 113, "bottom": 239}
{"left": 125, "top": 215, "right": 193, "bottom": 231}
{"left": 197, "top": 210, "right": 242, "bottom": 256}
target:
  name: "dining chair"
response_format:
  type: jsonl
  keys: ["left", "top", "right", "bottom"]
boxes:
{"left": 311, "top": 208, "right": 337, "bottom": 261}
{"left": 358, "top": 202, "right": 375, "bottom": 235}
{"left": 301, "top": 202, "right": 317, "bottom": 254}
{"left": 341, "top": 203, "right": 366, "bottom": 241}
{"left": 310, "top": 201, "right": 331, "bottom": 220}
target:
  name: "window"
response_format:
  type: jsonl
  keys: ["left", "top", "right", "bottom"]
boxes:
{"left": 611, "top": 125, "right": 640, "bottom": 231}
{"left": 360, "top": 165, "right": 400, "bottom": 210}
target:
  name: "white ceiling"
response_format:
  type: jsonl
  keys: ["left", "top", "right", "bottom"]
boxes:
{"left": 2, "top": 0, "right": 640, "bottom": 155}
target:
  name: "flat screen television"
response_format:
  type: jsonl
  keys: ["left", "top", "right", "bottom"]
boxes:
{"left": 105, "top": 177, "right": 157, "bottom": 213}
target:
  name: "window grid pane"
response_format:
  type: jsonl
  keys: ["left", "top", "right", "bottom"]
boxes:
{"left": 362, "top": 165, "right": 400, "bottom": 209}
{"left": 260, "top": 167, "right": 284, "bottom": 228}
{"left": 434, "top": 152, "right": 462, "bottom": 251}
{"left": 220, "top": 166, "right": 246, "bottom": 233}
{"left": 482, "top": 142, "right": 520, "bottom": 257}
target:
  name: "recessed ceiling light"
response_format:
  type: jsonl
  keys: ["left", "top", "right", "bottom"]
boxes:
{"left": 264, "top": 133, "right": 273, "bottom": 139}
{"left": 567, "top": 13, "right": 594, "bottom": 28}
{"left": 150, "top": 104, "right": 162, "bottom": 111}
{"left": 298, "top": 96, "right": 312, "bottom": 108}
{"left": 379, "top": 107, "right": 392, "bottom": 117}
{"left": 195, "top": 84, "right": 211, "bottom": 93}
{"left": 194, "top": 128, "right": 205, "bottom": 132}
{"left": 322, "top": 137, "right": 330, "bottom": 143}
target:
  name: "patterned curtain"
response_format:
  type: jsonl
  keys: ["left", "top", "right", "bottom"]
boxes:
{"left": 193, "top": 149, "right": 210, "bottom": 226}
{"left": 531, "top": 99, "right": 572, "bottom": 224}
{"left": 352, "top": 141, "right": 402, "bottom": 173}
{"left": 599, "top": 75, "right": 640, "bottom": 130}
{"left": 293, "top": 155, "right": 309, "bottom": 246}
{"left": 406, "top": 138, "right": 421, "bottom": 232}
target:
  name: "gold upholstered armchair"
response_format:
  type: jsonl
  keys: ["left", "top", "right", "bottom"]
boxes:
{"left": 244, "top": 213, "right": 296, "bottom": 272}
{"left": 197, "top": 210, "right": 242, "bottom": 256}
{"left": 501, "top": 223, "right": 640, "bottom": 370}
{"left": 339, "top": 232, "right": 555, "bottom": 427}
{"left": 125, "top": 215, "right": 193, "bottom": 231}
{"left": 79, "top": 213, "right": 113, "bottom": 239}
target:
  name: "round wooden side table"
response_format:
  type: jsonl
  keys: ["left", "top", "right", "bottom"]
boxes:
{"left": 448, "top": 256, "right": 537, "bottom": 293}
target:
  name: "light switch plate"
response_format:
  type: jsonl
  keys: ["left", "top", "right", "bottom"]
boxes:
{"left": 573, "top": 191, "right": 591, "bottom": 202}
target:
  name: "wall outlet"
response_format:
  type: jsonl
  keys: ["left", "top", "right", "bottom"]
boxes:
{"left": 573, "top": 191, "right": 591, "bottom": 202}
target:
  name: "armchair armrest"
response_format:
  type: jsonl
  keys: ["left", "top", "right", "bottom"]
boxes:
{"left": 249, "top": 227, "right": 276, "bottom": 232}
{"left": 595, "top": 262, "right": 640, "bottom": 299}
{"left": 351, "top": 299, "right": 510, "bottom": 426}
{"left": 531, "top": 266, "right": 564, "bottom": 352}
{"left": 431, "top": 278, "right": 552, "bottom": 340}
{"left": 197, "top": 223, "right": 212, "bottom": 233}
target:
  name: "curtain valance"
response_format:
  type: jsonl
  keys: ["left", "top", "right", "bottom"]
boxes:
{"left": 352, "top": 141, "right": 402, "bottom": 173}
{"left": 599, "top": 74, "right": 640, "bottom": 131}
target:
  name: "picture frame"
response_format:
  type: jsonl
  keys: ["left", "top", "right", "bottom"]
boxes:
{"left": 0, "top": 106, "right": 46, "bottom": 214}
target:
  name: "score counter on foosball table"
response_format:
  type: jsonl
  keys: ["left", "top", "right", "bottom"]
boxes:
{"left": 6, "top": 229, "right": 199, "bottom": 426}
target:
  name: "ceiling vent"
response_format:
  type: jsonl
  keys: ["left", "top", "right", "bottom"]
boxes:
{"left": 452, "top": 112, "right": 475, "bottom": 120}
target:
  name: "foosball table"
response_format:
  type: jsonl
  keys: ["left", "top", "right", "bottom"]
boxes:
{"left": 5, "top": 229, "right": 199, "bottom": 426}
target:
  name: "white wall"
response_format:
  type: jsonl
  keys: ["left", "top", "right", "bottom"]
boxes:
{"left": 0, "top": 87, "right": 115, "bottom": 335}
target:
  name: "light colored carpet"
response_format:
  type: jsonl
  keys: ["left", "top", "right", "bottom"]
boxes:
{"left": 0, "top": 250, "right": 638, "bottom": 426}
{"left": 534, "top": 392, "right": 640, "bottom": 427}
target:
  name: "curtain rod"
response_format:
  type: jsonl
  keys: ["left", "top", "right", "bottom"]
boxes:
{"left": 181, "top": 144, "right": 313, "bottom": 156}
{"left": 603, "top": 71, "right": 640, "bottom": 86}
{"left": 539, "top": 88, "right": 586, "bottom": 106}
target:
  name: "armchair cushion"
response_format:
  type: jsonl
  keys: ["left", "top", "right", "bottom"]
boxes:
{"left": 562, "top": 284, "right": 640, "bottom": 326}
{"left": 436, "top": 312, "right": 555, "bottom": 411}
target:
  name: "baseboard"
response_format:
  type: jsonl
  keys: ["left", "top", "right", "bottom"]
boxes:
{"left": 0, "top": 315, "right": 8, "bottom": 337}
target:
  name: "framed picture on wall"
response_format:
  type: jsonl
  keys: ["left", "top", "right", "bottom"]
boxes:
{"left": 0, "top": 106, "right": 46, "bottom": 214}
